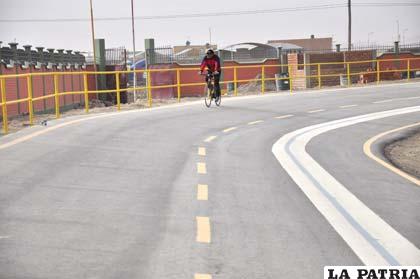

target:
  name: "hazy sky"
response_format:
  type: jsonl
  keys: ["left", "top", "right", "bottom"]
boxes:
{"left": 1, "top": 0, "right": 419, "bottom": 52}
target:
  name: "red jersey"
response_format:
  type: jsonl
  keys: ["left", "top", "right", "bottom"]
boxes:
{"left": 200, "top": 55, "right": 221, "bottom": 73}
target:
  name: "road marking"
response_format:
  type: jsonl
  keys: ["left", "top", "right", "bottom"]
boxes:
{"left": 197, "top": 184, "right": 208, "bottom": 200}
{"left": 195, "top": 274, "right": 212, "bottom": 279}
{"left": 204, "top": 136, "right": 217, "bottom": 143}
{"left": 308, "top": 109, "right": 326, "bottom": 114}
{"left": 0, "top": 236, "right": 10, "bottom": 240}
{"left": 339, "top": 104, "right": 358, "bottom": 109}
{"left": 272, "top": 106, "right": 420, "bottom": 265}
{"left": 223, "top": 127, "right": 237, "bottom": 133}
{"left": 404, "top": 96, "right": 420, "bottom": 100}
{"left": 275, "top": 114, "right": 294, "bottom": 119}
{"left": 363, "top": 122, "right": 420, "bottom": 187}
{"left": 197, "top": 163, "right": 207, "bottom": 174}
{"left": 248, "top": 120, "right": 264, "bottom": 125}
{"left": 373, "top": 96, "right": 420, "bottom": 103}
{"left": 196, "top": 217, "right": 211, "bottom": 243}
{"left": 198, "top": 147, "right": 206, "bottom": 156}
{"left": 373, "top": 99, "right": 394, "bottom": 104}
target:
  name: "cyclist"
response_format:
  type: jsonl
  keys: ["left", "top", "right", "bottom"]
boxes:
{"left": 199, "top": 48, "right": 221, "bottom": 98}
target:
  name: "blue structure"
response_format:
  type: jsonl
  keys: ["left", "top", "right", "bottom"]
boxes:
{"left": 128, "top": 59, "right": 146, "bottom": 84}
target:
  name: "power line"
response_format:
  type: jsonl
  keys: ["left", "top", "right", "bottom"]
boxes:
{"left": 0, "top": 2, "right": 419, "bottom": 23}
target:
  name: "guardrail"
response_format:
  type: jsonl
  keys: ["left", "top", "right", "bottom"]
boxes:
{"left": 1, "top": 57, "right": 419, "bottom": 134}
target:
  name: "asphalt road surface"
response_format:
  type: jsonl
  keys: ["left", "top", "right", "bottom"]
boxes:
{"left": 0, "top": 83, "right": 419, "bottom": 278}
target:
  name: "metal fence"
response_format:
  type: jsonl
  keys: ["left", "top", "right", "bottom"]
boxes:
{"left": 146, "top": 46, "right": 205, "bottom": 65}
{"left": 105, "top": 47, "right": 127, "bottom": 65}
{"left": 145, "top": 43, "right": 420, "bottom": 65}
{"left": 280, "top": 43, "right": 420, "bottom": 54}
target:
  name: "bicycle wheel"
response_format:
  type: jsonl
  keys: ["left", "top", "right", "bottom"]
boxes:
{"left": 215, "top": 93, "right": 221, "bottom": 106}
{"left": 204, "top": 84, "right": 213, "bottom": 108}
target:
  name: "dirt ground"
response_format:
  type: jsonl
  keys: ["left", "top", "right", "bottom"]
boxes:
{"left": 385, "top": 130, "right": 420, "bottom": 179}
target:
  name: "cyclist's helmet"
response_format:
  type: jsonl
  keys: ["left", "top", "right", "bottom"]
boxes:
{"left": 206, "top": 48, "right": 215, "bottom": 56}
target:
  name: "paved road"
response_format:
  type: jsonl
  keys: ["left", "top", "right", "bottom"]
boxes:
{"left": 0, "top": 83, "right": 419, "bottom": 278}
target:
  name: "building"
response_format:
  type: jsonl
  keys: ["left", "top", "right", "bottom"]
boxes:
{"left": 173, "top": 43, "right": 217, "bottom": 57}
{"left": 268, "top": 35, "right": 333, "bottom": 51}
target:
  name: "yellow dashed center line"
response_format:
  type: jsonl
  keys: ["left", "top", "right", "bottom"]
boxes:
{"left": 308, "top": 109, "right": 326, "bottom": 114}
{"left": 195, "top": 274, "right": 212, "bottom": 279}
{"left": 197, "top": 184, "right": 208, "bottom": 201}
{"left": 204, "top": 135, "right": 217, "bottom": 142}
{"left": 197, "top": 163, "right": 207, "bottom": 174}
{"left": 248, "top": 120, "right": 264, "bottom": 125}
{"left": 339, "top": 104, "right": 358, "bottom": 108}
{"left": 198, "top": 147, "right": 206, "bottom": 156}
{"left": 275, "top": 114, "right": 294, "bottom": 119}
{"left": 223, "top": 127, "right": 238, "bottom": 133}
{"left": 196, "top": 216, "right": 211, "bottom": 243}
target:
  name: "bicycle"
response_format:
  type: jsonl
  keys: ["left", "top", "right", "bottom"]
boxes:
{"left": 203, "top": 72, "right": 221, "bottom": 108}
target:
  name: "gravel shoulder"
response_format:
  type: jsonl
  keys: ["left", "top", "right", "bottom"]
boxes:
{"left": 385, "top": 129, "right": 420, "bottom": 179}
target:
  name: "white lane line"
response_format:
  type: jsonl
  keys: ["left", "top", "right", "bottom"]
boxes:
{"left": 372, "top": 96, "right": 420, "bottom": 104}
{"left": 272, "top": 106, "right": 420, "bottom": 265}
{"left": 223, "top": 127, "right": 238, "bottom": 133}
{"left": 0, "top": 236, "right": 10, "bottom": 240}
{"left": 248, "top": 120, "right": 264, "bottom": 125}
{"left": 404, "top": 96, "right": 420, "bottom": 100}
{"left": 198, "top": 147, "right": 206, "bottom": 156}
{"left": 308, "top": 109, "right": 326, "bottom": 114}
{"left": 204, "top": 136, "right": 217, "bottom": 143}
{"left": 373, "top": 99, "right": 394, "bottom": 104}
{"left": 275, "top": 114, "right": 294, "bottom": 119}
{"left": 339, "top": 104, "right": 358, "bottom": 109}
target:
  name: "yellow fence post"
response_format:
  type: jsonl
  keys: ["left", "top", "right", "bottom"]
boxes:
{"left": 346, "top": 62, "right": 351, "bottom": 87}
{"left": 26, "top": 75, "right": 34, "bottom": 125}
{"left": 288, "top": 64, "right": 293, "bottom": 93}
{"left": 318, "top": 64, "right": 322, "bottom": 89}
{"left": 261, "top": 65, "right": 265, "bottom": 94}
{"left": 377, "top": 60, "right": 380, "bottom": 85}
{"left": 0, "top": 77, "right": 8, "bottom": 134}
{"left": 234, "top": 67, "right": 238, "bottom": 96}
{"left": 83, "top": 73, "right": 89, "bottom": 113}
{"left": 54, "top": 74, "right": 60, "bottom": 118}
{"left": 407, "top": 59, "right": 411, "bottom": 81}
{"left": 177, "top": 69, "right": 181, "bottom": 102}
{"left": 147, "top": 69, "right": 152, "bottom": 107}
{"left": 116, "top": 72, "right": 121, "bottom": 111}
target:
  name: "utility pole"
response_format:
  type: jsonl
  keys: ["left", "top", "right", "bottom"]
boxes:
{"left": 348, "top": 0, "right": 352, "bottom": 50}
{"left": 131, "top": 0, "right": 137, "bottom": 101}
{"left": 89, "top": 0, "right": 98, "bottom": 90}
{"left": 396, "top": 20, "right": 400, "bottom": 42}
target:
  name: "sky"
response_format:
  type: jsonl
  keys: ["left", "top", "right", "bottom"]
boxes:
{"left": 1, "top": 0, "right": 419, "bottom": 52}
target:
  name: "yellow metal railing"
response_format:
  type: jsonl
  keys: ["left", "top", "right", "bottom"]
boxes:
{"left": 0, "top": 57, "right": 419, "bottom": 134}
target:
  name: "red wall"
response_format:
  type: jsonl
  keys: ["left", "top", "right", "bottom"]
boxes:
{"left": 0, "top": 64, "right": 92, "bottom": 118}
{"left": 149, "top": 59, "right": 282, "bottom": 98}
